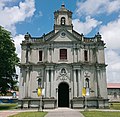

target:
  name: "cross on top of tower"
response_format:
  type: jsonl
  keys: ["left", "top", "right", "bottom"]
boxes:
{"left": 61, "top": 2, "right": 65, "bottom": 8}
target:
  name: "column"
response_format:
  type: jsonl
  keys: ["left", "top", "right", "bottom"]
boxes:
{"left": 48, "top": 49, "right": 50, "bottom": 62}
{"left": 43, "top": 82, "right": 46, "bottom": 97}
{"left": 25, "top": 67, "right": 30, "bottom": 98}
{"left": 51, "top": 49, "right": 54, "bottom": 63}
{"left": 28, "top": 71, "right": 31, "bottom": 97}
{"left": 103, "top": 69, "right": 108, "bottom": 99}
{"left": 46, "top": 70, "right": 49, "bottom": 97}
{"left": 78, "top": 70, "right": 82, "bottom": 97}
{"left": 19, "top": 70, "right": 24, "bottom": 99}
{"left": 81, "top": 69, "right": 84, "bottom": 95}
{"left": 73, "top": 70, "right": 77, "bottom": 97}
{"left": 94, "top": 70, "right": 98, "bottom": 97}
{"left": 56, "top": 88, "right": 58, "bottom": 107}
{"left": 74, "top": 49, "right": 77, "bottom": 62}
{"left": 23, "top": 71, "right": 26, "bottom": 98}
{"left": 25, "top": 71, "right": 29, "bottom": 98}
{"left": 51, "top": 70, "right": 54, "bottom": 97}
{"left": 77, "top": 49, "right": 78, "bottom": 62}
{"left": 97, "top": 69, "right": 100, "bottom": 97}
{"left": 50, "top": 49, "right": 52, "bottom": 62}
{"left": 73, "top": 48, "right": 75, "bottom": 62}
{"left": 100, "top": 69, "right": 107, "bottom": 99}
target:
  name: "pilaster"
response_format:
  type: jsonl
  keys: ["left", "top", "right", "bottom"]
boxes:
{"left": 51, "top": 70, "right": 54, "bottom": 97}
{"left": 78, "top": 70, "right": 82, "bottom": 97}
{"left": 73, "top": 70, "right": 77, "bottom": 97}
{"left": 46, "top": 70, "right": 50, "bottom": 97}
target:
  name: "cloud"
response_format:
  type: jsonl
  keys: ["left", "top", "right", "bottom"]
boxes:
{"left": 13, "top": 34, "right": 24, "bottom": 78}
{"left": 100, "top": 18, "right": 120, "bottom": 49}
{"left": 13, "top": 34, "right": 24, "bottom": 59}
{"left": 0, "top": 0, "right": 35, "bottom": 35}
{"left": 76, "top": 0, "right": 120, "bottom": 16}
{"left": 0, "top": 0, "right": 36, "bottom": 78}
{"left": 105, "top": 50, "right": 120, "bottom": 83}
{"left": 13, "top": 34, "right": 23, "bottom": 77}
{"left": 73, "top": 16, "right": 102, "bottom": 35}
{"left": 35, "top": 11, "right": 43, "bottom": 18}
{"left": 99, "top": 18, "right": 120, "bottom": 82}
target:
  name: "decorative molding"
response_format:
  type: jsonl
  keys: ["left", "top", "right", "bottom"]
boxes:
{"left": 56, "top": 68, "right": 70, "bottom": 81}
{"left": 84, "top": 71, "right": 90, "bottom": 78}
{"left": 38, "top": 69, "right": 43, "bottom": 77}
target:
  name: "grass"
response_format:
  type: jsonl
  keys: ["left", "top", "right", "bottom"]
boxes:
{"left": 0, "top": 103, "right": 18, "bottom": 110}
{"left": 81, "top": 103, "right": 120, "bottom": 117}
{"left": 9, "top": 112, "right": 47, "bottom": 117}
{"left": 109, "top": 103, "right": 120, "bottom": 110}
{"left": 81, "top": 111, "right": 120, "bottom": 117}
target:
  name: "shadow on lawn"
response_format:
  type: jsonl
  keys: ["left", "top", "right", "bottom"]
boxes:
{"left": 0, "top": 104, "right": 18, "bottom": 110}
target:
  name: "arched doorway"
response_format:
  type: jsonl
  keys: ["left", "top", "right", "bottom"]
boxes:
{"left": 58, "top": 82, "right": 69, "bottom": 107}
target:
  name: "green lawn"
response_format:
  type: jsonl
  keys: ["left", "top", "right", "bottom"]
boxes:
{"left": 0, "top": 103, "right": 18, "bottom": 110}
{"left": 9, "top": 112, "right": 47, "bottom": 117}
{"left": 81, "top": 111, "right": 120, "bottom": 117}
{"left": 110, "top": 103, "right": 120, "bottom": 110}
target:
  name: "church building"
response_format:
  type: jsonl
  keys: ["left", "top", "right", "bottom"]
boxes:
{"left": 19, "top": 4, "right": 108, "bottom": 109}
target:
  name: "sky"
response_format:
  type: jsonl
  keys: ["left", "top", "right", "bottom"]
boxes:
{"left": 0, "top": 0, "right": 120, "bottom": 83}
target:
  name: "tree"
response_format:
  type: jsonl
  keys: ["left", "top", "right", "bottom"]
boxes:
{"left": 0, "top": 26, "right": 19, "bottom": 95}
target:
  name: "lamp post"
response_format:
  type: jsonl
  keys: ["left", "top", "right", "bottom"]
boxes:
{"left": 37, "top": 77, "right": 42, "bottom": 111}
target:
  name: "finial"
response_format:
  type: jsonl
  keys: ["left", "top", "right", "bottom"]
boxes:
{"left": 97, "top": 32, "right": 100, "bottom": 35}
{"left": 96, "top": 32, "right": 101, "bottom": 40}
{"left": 61, "top": 2, "right": 65, "bottom": 7}
{"left": 24, "top": 32, "right": 30, "bottom": 40}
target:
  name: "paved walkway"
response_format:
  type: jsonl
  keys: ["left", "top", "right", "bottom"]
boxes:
{"left": 44, "top": 108, "right": 84, "bottom": 117}
{"left": 0, "top": 111, "right": 19, "bottom": 117}
{"left": 0, "top": 108, "right": 84, "bottom": 117}
{"left": 1, "top": 108, "right": 120, "bottom": 117}
{"left": 0, "top": 109, "right": 36, "bottom": 117}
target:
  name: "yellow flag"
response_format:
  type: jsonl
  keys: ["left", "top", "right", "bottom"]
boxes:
{"left": 82, "top": 87, "right": 86, "bottom": 96}
{"left": 37, "top": 88, "right": 42, "bottom": 97}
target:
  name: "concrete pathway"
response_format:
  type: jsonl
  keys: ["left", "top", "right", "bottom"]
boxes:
{"left": 2, "top": 108, "right": 120, "bottom": 117}
{"left": 0, "top": 110, "right": 19, "bottom": 117}
{"left": 0, "top": 108, "right": 84, "bottom": 117}
{"left": 44, "top": 108, "right": 84, "bottom": 117}
{"left": 0, "top": 109, "right": 36, "bottom": 117}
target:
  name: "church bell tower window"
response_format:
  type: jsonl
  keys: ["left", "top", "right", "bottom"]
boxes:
{"left": 60, "top": 49, "right": 67, "bottom": 60}
{"left": 39, "top": 50, "right": 42, "bottom": 61}
{"left": 84, "top": 50, "right": 88, "bottom": 61}
{"left": 61, "top": 17, "right": 66, "bottom": 25}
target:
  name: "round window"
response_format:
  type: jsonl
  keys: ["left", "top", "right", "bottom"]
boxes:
{"left": 61, "top": 32, "right": 66, "bottom": 37}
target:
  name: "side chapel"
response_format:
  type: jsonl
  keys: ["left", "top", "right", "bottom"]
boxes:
{"left": 19, "top": 4, "right": 108, "bottom": 108}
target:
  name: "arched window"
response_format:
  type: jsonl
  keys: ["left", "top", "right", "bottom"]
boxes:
{"left": 61, "top": 17, "right": 66, "bottom": 25}
{"left": 85, "top": 78, "right": 89, "bottom": 88}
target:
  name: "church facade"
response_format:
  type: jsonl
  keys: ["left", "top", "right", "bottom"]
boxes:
{"left": 19, "top": 4, "right": 108, "bottom": 109}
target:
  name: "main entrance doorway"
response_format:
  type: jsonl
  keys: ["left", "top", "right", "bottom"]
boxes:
{"left": 58, "top": 82, "right": 69, "bottom": 107}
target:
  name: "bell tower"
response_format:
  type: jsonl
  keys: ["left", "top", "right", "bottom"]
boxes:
{"left": 54, "top": 4, "right": 73, "bottom": 33}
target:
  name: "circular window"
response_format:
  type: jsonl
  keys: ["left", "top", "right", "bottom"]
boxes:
{"left": 61, "top": 32, "right": 66, "bottom": 37}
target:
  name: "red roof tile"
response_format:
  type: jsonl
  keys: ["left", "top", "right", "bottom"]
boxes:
{"left": 107, "top": 83, "right": 120, "bottom": 89}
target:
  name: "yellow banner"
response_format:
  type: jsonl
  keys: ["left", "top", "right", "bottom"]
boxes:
{"left": 37, "top": 88, "right": 42, "bottom": 97}
{"left": 82, "top": 87, "right": 86, "bottom": 96}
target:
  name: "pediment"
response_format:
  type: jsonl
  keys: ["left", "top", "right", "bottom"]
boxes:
{"left": 47, "top": 29, "right": 79, "bottom": 42}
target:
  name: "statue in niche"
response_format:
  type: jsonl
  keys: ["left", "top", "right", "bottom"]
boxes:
{"left": 38, "top": 69, "right": 42, "bottom": 77}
